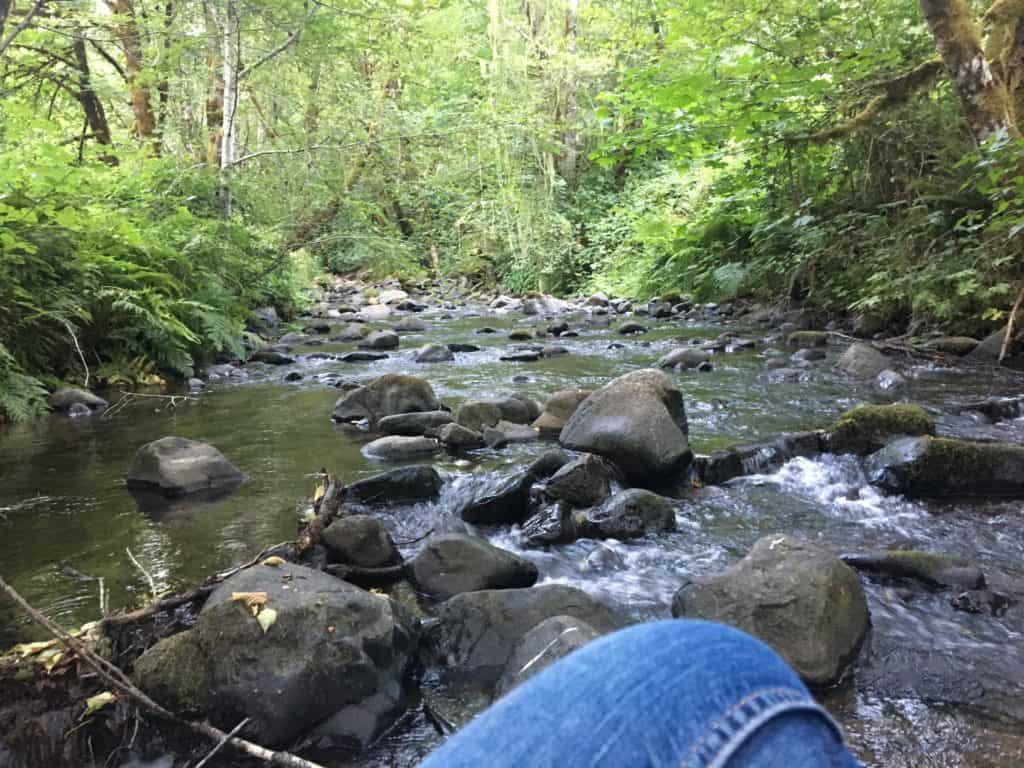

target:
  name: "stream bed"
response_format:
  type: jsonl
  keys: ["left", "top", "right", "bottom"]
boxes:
{"left": 2, "top": 298, "right": 1024, "bottom": 767}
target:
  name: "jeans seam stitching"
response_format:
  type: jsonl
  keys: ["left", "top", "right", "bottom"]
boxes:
{"left": 681, "top": 686, "right": 807, "bottom": 768}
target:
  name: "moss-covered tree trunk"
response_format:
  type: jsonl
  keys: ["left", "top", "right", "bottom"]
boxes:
{"left": 105, "top": 0, "right": 158, "bottom": 147}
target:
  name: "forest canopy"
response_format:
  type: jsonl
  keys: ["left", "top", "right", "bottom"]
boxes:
{"left": 2, "top": 0, "right": 1024, "bottom": 421}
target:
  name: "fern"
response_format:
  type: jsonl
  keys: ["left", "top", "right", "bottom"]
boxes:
{"left": 0, "top": 343, "right": 48, "bottom": 423}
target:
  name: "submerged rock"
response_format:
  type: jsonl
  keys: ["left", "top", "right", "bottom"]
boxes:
{"left": 408, "top": 534, "right": 538, "bottom": 599}
{"left": 344, "top": 465, "right": 443, "bottom": 505}
{"left": 826, "top": 404, "right": 935, "bottom": 455}
{"left": 134, "top": 563, "right": 416, "bottom": 747}
{"left": 672, "top": 535, "right": 869, "bottom": 686}
{"left": 579, "top": 488, "right": 676, "bottom": 539}
{"left": 332, "top": 374, "right": 440, "bottom": 426}
{"left": 421, "top": 584, "right": 619, "bottom": 686}
{"left": 559, "top": 369, "right": 690, "bottom": 484}
{"left": 494, "top": 616, "right": 599, "bottom": 697}
{"left": 362, "top": 435, "right": 440, "bottom": 461}
{"left": 866, "top": 436, "right": 1024, "bottom": 497}
{"left": 126, "top": 436, "right": 245, "bottom": 497}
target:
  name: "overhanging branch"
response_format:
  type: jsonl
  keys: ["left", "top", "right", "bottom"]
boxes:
{"left": 787, "top": 58, "right": 945, "bottom": 143}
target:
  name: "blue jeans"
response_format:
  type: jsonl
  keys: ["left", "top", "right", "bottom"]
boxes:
{"left": 419, "top": 619, "right": 861, "bottom": 768}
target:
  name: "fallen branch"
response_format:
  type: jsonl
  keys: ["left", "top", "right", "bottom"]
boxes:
{"left": 0, "top": 573, "right": 325, "bottom": 768}
{"left": 322, "top": 562, "right": 406, "bottom": 587}
{"left": 102, "top": 392, "right": 197, "bottom": 420}
{"left": 999, "top": 281, "right": 1024, "bottom": 363}
{"left": 196, "top": 717, "right": 251, "bottom": 768}
{"left": 126, "top": 548, "right": 158, "bottom": 604}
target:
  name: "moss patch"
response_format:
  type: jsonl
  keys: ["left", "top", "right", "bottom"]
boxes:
{"left": 828, "top": 404, "right": 935, "bottom": 455}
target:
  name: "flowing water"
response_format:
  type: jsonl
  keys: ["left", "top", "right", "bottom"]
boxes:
{"left": 2, "top": 303, "right": 1024, "bottom": 767}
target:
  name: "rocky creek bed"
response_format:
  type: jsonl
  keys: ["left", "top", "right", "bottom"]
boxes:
{"left": 3, "top": 278, "right": 1024, "bottom": 767}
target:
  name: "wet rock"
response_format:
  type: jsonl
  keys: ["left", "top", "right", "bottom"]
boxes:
{"left": 647, "top": 301, "right": 672, "bottom": 318}
{"left": 394, "top": 317, "right": 428, "bottom": 333}
{"left": 672, "top": 535, "right": 869, "bottom": 686}
{"left": 548, "top": 321, "right": 570, "bottom": 335}
{"left": 494, "top": 616, "right": 599, "bottom": 697}
{"left": 422, "top": 584, "right": 619, "bottom": 686}
{"left": 508, "top": 329, "right": 533, "bottom": 341}
{"left": 691, "top": 432, "right": 824, "bottom": 485}
{"left": 377, "top": 411, "right": 454, "bottom": 437}
{"left": 521, "top": 501, "right": 577, "bottom": 547}
{"left": 826, "top": 404, "right": 935, "bottom": 455}
{"left": 344, "top": 465, "right": 443, "bottom": 505}
{"left": 766, "top": 367, "right": 810, "bottom": 384}
{"left": 500, "top": 351, "right": 541, "bottom": 362}
{"left": 527, "top": 449, "right": 573, "bottom": 480}
{"left": 280, "top": 331, "right": 310, "bottom": 344}
{"left": 409, "top": 534, "right": 538, "bottom": 599}
{"left": 579, "top": 489, "right": 676, "bottom": 539}
{"left": 582, "top": 543, "right": 626, "bottom": 572}
{"left": 362, "top": 435, "right": 440, "bottom": 461}
{"left": 483, "top": 421, "right": 539, "bottom": 448}
{"left": 559, "top": 369, "right": 690, "bottom": 484}
{"left": 540, "top": 345, "right": 569, "bottom": 358}
{"left": 866, "top": 436, "right": 1024, "bottom": 497}
{"left": 188, "top": 377, "right": 205, "bottom": 390}
{"left": 873, "top": 369, "right": 907, "bottom": 399}
{"left": 126, "top": 437, "right": 245, "bottom": 497}
{"left": 332, "top": 374, "right": 440, "bottom": 426}
{"left": 958, "top": 395, "right": 1024, "bottom": 423}
{"left": 359, "top": 331, "right": 400, "bottom": 350}
{"left": 967, "top": 324, "right": 1021, "bottom": 363}
{"left": 586, "top": 292, "right": 610, "bottom": 307}
{"left": 304, "top": 320, "right": 332, "bottom": 334}
{"left": 926, "top": 336, "right": 979, "bottom": 356}
{"left": 438, "top": 422, "right": 484, "bottom": 449}
{"left": 250, "top": 349, "right": 295, "bottom": 365}
{"left": 658, "top": 347, "right": 710, "bottom": 370}
{"left": 837, "top": 343, "right": 891, "bottom": 379}
{"left": 787, "top": 331, "right": 829, "bottom": 348}
{"left": 617, "top": 322, "right": 646, "bottom": 335}
{"left": 532, "top": 389, "right": 593, "bottom": 437}
{"left": 475, "top": 327, "right": 499, "bottom": 335}
{"left": 338, "top": 351, "right": 389, "bottom": 362}
{"left": 395, "top": 299, "right": 425, "bottom": 312}
{"left": 134, "top": 563, "right": 415, "bottom": 747}
{"left": 284, "top": 371, "right": 303, "bottom": 382}
{"left": 791, "top": 348, "right": 826, "bottom": 362}
{"left": 414, "top": 343, "right": 454, "bottom": 363}
{"left": 841, "top": 550, "right": 985, "bottom": 591}
{"left": 543, "top": 454, "right": 619, "bottom": 507}
{"left": 458, "top": 472, "right": 534, "bottom": 525}
{"left": 949, "top": 589, "right": 1012, "bottom": 616}
{"left": 456, "top": 400, "right": 503, "bottom": 432}
{"left": 323, "top": 515, "right": 402, "bottom": 568}
{"left": 48, "top": 387, "right": 108, "bottom": 413}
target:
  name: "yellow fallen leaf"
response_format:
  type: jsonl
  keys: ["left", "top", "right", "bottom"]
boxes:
{"left": 261, "top": 556, "right": 287, "bottom": 567}
{"left": 84, "top": 691, "right": 116, "bottom": 716}
{"left": 255, "top": 607, "right": 277, "bottom": 634}
{"left": 13, "top": 640, "right": 56, "bottom": 658}
{"left": 313, "top": 483, "right": 325, "bottom": 503}
{"left": 231, "top": 591, "right": 268, "bottom": 616}
{"left": 38, "top": 647, "right": 64, "bottom": 673}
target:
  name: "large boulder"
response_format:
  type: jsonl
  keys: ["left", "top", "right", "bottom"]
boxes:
{"left": 559, "top": 369, "right": 690, "bottom": 484}
{"left": 837, "top": 343, "right": 891, "bottom": 379}
{"left": 532, "top": 388, "right": 592, "bottom": 437}
{"left": 826, "top": 404, "right": 935, "bottom": 455}
{"left": 332, "top": 375, "right": 440, "bottom": 425}
{"left": 322, "top": 515, "right": 402, "bottom": 568}
{"left": 866, "top": 436, "right": 1024, "bottom": 497}
{"left": 377, "top": 411, "right": 454, "bottom": 437}
{"left": 494, "top": 616, "right": 600, "bottom": 697}
{"left": 133, "top": 563, "right": 416, "bottom": 747}
{"left": 457, "top": 472, "right": 534, "bottom": 525}
{"left": 344, "top": 465, "right": 442, "bottom": 505}
{"left": 579, "top": 489, "right": 676, "bottom": 539}
{"left": 408, "top": 534, "right": 538, "bottom": 599}
{"left": 48, "top": 387, "right": 108, "bottom": 413}
{"left": 672, "top": 535, "right": 869, "bottom": 686}
{"left": 421, "top": 585, "right": 619, "bottom": 686}
{"left": 126, "top": 437, "right": 245, "bottom": 497}
{"left": 543, "top": 454, "right": 619, "bottom": 507}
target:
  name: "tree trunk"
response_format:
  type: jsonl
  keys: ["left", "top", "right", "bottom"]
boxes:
{"left": 204, "top": 1, "right": 224, "bottom": 166}
{"left": 558, "top": 0, "right": 580, "bottom": 186}
{"left": 220, "top": 0, "right": 238, "bottom": 169}
{"left": 919, "top": 0, "right": 1020, "bottom": 141}
{"left": 71, "top": 30, "right": 113, "bottom": 149}
{"left": 105, "top": 0, "right": 157, "bottom": 146}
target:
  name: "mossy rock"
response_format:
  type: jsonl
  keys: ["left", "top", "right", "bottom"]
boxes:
{"left": 842, "top": 550, "right": 985, "bottom": 591}
{"left": 827, "top": 404, "right": 935, "bottom": 455}
{"left": 658, "top": 291, "right": 682, "bottom": 304}
{"left": 132, "top": 630, "right": 210, "bottom": 714}
{"left": 867, "top": 436, "right": 1024, "bottom": 498}
{"left": 926, "top": 336, "right": 980, "bottom": 356}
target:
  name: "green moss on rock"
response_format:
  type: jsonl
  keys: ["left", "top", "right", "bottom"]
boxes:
{"left": 787, "top": 331, "right": 830, "bottom": 348}
{"left": 828, "top": 404, "right": 935, "bottom": 455}
{"left": 132, "top": 630, "right": 210, "bottom": 714}
{"left": 868, "top": 436, "right": 1024, "bottom": 497}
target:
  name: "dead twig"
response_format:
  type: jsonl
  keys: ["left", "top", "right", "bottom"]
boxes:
{"left": 999, "top": 282, "right": 1024, "bottom": 363}
{"left": 0, "top": 573, "right": 325, "bottom": 768}
{"left": 125, "top": 548, "right": 158, "bottom": 604}
{"left": 196, "top": 717, "right": 251, "bottom": 768}
{"left": 102, "top": 392, "right": 197, "bottom": 420}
